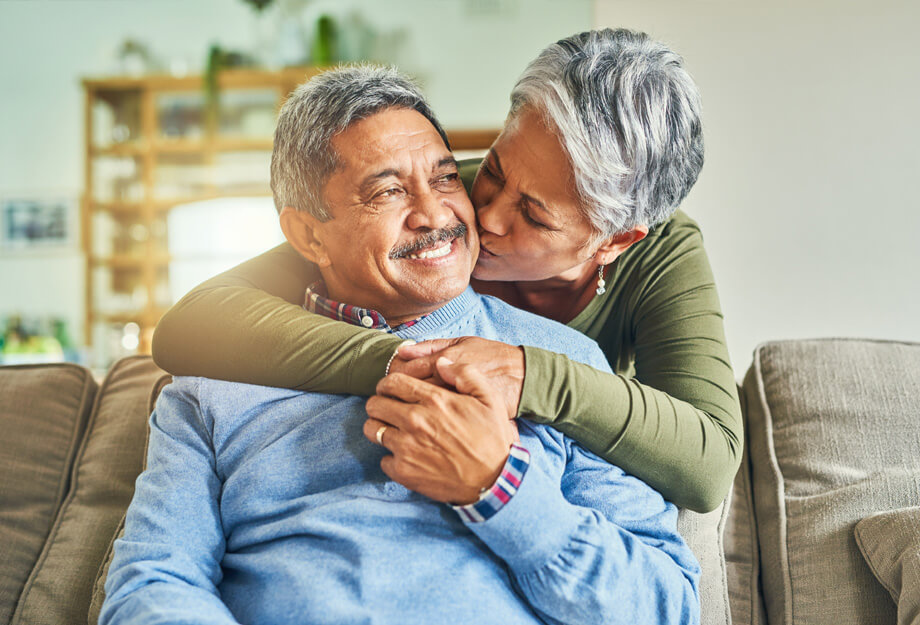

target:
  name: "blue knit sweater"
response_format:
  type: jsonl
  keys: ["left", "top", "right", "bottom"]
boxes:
{"left": 101, "top": 287, "right": 700, "bottom": 625}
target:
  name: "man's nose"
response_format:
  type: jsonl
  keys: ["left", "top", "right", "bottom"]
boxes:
{"left": 406, "top": 188, "right": 453, "bottom": 231}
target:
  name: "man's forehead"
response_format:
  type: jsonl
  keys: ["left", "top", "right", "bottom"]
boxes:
{"left": 331, "top": 108, "right": 451, "bottom": 174}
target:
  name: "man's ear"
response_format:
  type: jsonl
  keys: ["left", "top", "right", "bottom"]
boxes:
{"left": 592, "top": 225, "right": 649, "bottom": 266}
{"left": 279, "top": 206, "right": 332, "bottom": 267}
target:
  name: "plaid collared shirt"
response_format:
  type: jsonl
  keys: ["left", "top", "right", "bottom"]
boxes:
{"left": 303, "top": 282, "right": 427, "bottom": 332}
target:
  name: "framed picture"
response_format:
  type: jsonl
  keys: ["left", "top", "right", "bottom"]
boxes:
{"left": 0, "top": 197, "right": 77, "bottom": 251}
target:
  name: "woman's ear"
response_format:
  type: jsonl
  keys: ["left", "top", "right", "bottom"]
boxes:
{"left": 279, "top": 206, "right": 332, "bottom": 267}
{"left": 592, "top": 225, "right": 649, "bottom": 266}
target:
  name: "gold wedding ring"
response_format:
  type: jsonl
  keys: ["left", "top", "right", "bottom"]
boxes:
{"left": 376, "top": 425, "right": 388, "bottom": 445}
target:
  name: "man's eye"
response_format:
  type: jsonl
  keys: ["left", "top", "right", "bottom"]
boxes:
{"left": 377, "top": 187, "right": 403, "bottom": 199}
{"left": 435, "top": 173, "right": 461, "bottom": 187}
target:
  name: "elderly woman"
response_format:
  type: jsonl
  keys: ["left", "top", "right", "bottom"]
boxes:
{"left": 152, "top": 28, "right": 741, "bottom": 513}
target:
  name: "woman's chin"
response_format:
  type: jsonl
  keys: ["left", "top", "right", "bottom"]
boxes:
{"left": 472, "top": 261, "right": 503, "bottom": 282}
{"left": 473, "top": 253, "right": 526, "bottom": 282}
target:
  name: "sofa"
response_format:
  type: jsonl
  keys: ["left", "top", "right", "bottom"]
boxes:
{"left": 1, "top": 339, "right": 918, "bottom": 625}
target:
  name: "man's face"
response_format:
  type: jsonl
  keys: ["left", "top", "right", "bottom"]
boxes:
{"left": 308, "top": 108, "right": 478, "bottom": 325}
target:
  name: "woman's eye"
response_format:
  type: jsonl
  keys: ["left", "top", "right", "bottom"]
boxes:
{"left": 524, "top": 212, "right": 546, "bottom": 228}
{"left": 521, "top": 205, "right": 550, "bottom": 230}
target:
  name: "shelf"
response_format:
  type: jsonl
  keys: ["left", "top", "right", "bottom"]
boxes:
{"left": 152, "top": 189, "right": 273, "bottom": 210}
{"left": 83, "top": 66, "right": 325, "bottom": 92}
{"left": 91, "top": 142, "right": 148, "bottom": 157}
{"left": 91, "top": 254, "right": 172, "bottom": 268}
{"left": 91, "top": 137, "right": 274, "bottom": 157}
{"left": 91, "top": 201, "right": 155, "bottom": 214}
{"left": 91, "top": 193, "right": 273, "bottom": 214}
{"left": 153, "top": 137, "right": 274, "bottom": 153}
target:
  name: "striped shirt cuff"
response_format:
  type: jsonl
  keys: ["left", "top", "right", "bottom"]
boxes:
{"left": 452, "top": 443, "right": 531, "bottom": 523}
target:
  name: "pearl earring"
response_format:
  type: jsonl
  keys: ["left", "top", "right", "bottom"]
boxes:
{"left": 596, "top": 265, "right": 607, "bottom": 296}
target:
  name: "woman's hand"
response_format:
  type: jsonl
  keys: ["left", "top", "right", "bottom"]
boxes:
{"left": 388, "top": 337, "right": 525, "bottom": 419}
{"left": 364, "top": 358, "right": 518, "bottom": 505}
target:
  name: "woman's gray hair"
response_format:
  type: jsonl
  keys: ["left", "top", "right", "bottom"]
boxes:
{"left": 271, "top": 65, "right": 450, "bottom": 219}
{"left": 509, "top": 28, "right": 704, "bottom": 236}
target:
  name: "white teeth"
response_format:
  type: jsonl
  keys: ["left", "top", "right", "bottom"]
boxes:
{"left": 407, "top": 240, "right": 452, "bottom": 260}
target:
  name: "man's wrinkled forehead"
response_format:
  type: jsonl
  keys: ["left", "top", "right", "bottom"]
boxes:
{"left": 327, "top": 108, "right": 453, "bottom": 181}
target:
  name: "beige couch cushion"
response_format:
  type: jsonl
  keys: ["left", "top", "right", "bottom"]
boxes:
{"left": 678, "top": 502, "right": 732, "bottom": 625}
{"left": 744, "top": 338, "right": 920, "bottom": 625}
{"left": 10, "top": 357, "right": 167, "bottom": 625}
{"left": 0, "top": 363, "right": 97, "bottom": 625}
{"left": 87, "top": 373, "right": 171, "bottom": 625}
{"left": 724, "top": 425, "right": 767, "bottom": 625}
{"left": 855, "top": 506, "right": 920, "bottom": 625}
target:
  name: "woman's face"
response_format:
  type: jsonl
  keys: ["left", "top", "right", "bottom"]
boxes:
{"left": 470, "top": 108, "right": 599, "bottom": 283}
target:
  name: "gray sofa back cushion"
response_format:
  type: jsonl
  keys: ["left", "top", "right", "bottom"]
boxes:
{"left": 855, "top": 506, "right": 920, "bottom": 625}
{"left": 743, "top": 339, "right": 920, "bottom": 625}
{"left": 0, "top": 364, "right": 97, "bottom": 625}
{"left": 9, "top": 357, "right": 166, "bottom": 625}
{"left": 678, "top": 502, "right": 732, "bottom": 625}
{"left": 724, "top": 428, "right": 767, "bottom": 625}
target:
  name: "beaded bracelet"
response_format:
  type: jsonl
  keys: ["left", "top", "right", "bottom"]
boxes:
{"left": 384, "top": 339, "right": 416, "bottom": 376}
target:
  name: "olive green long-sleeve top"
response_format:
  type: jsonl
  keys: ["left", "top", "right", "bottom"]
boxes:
{"left": 152, "top": 161, "right": 742, "bottom": 512}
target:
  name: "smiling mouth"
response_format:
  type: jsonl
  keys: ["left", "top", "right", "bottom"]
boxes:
{"left": 390, "top": 223, "right": 467, "bottom": 260}
{"left": 406, "top": 240, "right": 453, "bottom": 260}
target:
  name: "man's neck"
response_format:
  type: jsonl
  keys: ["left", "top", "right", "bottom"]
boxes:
{"left": 384, "top": 309, "right": 437, "bottom": 327}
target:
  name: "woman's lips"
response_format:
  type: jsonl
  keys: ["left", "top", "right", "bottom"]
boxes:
{"left": 478, "top": 242, "right": 498, "bottom": 258}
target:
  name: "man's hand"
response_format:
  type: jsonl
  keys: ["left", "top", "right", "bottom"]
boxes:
{"left": 364, "top": 357, "right": 518, "bottom": 505}
{"left": 387, "top": 337, "right": 525, "bottom": 419}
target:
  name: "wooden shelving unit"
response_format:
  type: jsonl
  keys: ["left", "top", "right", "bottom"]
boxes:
{"left": 82, "top": 66, "right": 320, "bottom": 363}
{"left": 82, "top": 66, "right": 500, "bottom": 366}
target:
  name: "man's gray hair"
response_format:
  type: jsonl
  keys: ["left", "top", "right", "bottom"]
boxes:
{"left": 271, "top": 65, "right": 450, "bottom": 219}
{"left": 509, "top": 28, "right": 704, "bottom": 236}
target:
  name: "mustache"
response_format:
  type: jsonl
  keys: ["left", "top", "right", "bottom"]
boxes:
{"left": 388, "top": 223, "right": 468, "bottom": 259}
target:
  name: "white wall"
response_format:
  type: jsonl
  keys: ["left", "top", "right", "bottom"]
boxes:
{"left": 594, "top": 0, "right": 920, "bottom": 373}
{"left": 0, "top": 0, "right": 592, "bottom": 345}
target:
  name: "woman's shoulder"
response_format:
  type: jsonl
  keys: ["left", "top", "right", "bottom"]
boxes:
{"left": 647, "top": 209, "right": 702, "bottom": 242}
{"left": 624, "top": 209, "right": 706, "bottom": 264}
{"left": 607, "top": 209, "right": 712, "bottom": 304}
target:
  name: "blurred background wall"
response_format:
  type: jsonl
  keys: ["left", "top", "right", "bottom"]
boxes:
{"left": 0, "top": 0, "right": 917, "bottom": 372}
{"left": 595, "top": 0, "right": 920, "bottom": 370}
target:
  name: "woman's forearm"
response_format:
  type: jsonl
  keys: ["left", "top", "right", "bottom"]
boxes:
{"left": 153, "top": 285, "right": 404, "bottom": 394}
{"left": 152, "top": 242, "right": 405, "bottom": 394}
{"left": 518, "top": 346, "right": 741, "bottom": 513}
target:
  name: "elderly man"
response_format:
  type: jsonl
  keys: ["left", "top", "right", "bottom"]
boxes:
{"left": 101, "top": 66, "right": 699, "bottom": 625}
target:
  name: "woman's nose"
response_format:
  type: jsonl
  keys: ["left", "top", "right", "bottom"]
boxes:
{"left": 476, "top": 196, "right": 511, "bottom": 237}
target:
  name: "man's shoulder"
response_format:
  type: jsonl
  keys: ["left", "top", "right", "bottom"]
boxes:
{"left": 472, "top": 293, "right": 610, "bottom": 371}
{"left": 160, "top": 376, "right": 310, "bottom": 412}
